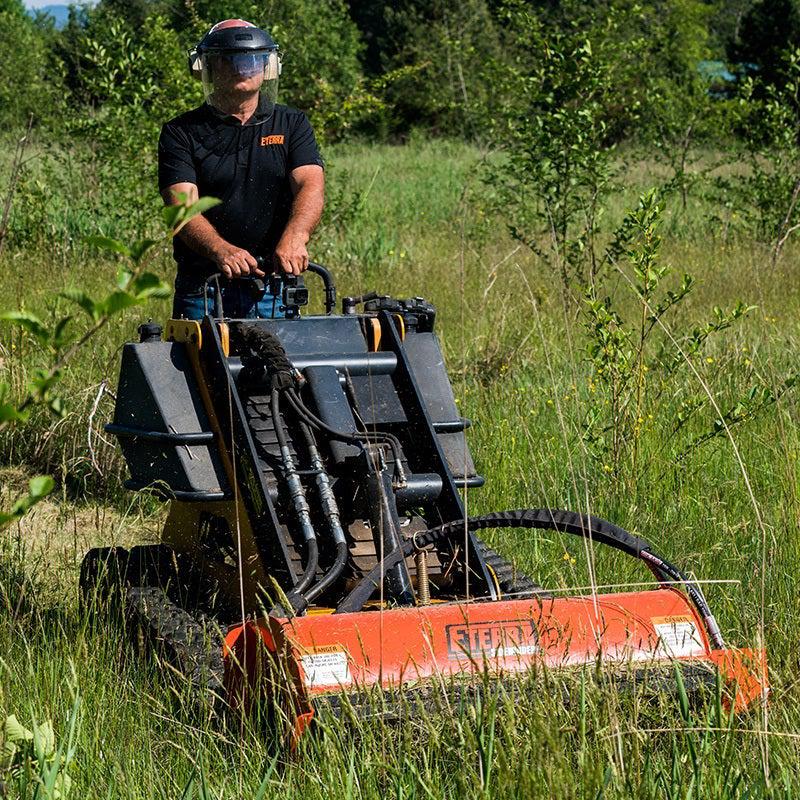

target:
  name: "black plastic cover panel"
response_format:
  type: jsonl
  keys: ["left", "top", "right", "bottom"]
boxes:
{"left": 402, "top": 332, "right": 478, "bottom": 478}
{"left": 112, "top": 342, "right": 229, "bottom": 496}
{"left": 261, "top": 316, "right": 367, "bottom": 357}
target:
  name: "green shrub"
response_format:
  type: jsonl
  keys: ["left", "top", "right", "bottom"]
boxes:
{"left": 0, "top": 1, "right": 63, "bottom": 131}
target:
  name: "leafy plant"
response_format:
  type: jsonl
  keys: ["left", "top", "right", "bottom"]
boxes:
{"left": 486, "top": 2, "right": 645, "bottom": 308}
{"left": 583, "top": 189, "right": 755, "bottom": 476}
{"left": 0, "top": 475, "right": 54, "bottom": 530}
{"left": 2, "top": 697, "right": 80, "bottom": 800}
{"left": 706, "top": 48, "right": 800, "bottom": 262}
{"left": 0, "top": 195, "right": 217, "bottom": 524}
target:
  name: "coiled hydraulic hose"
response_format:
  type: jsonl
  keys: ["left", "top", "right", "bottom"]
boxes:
{"left": 333, "top": 509, "right": 725, "bottom": 650}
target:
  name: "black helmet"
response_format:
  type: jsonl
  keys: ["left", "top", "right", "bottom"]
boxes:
{"left": 196, "top": 19, "right": 278, "bottom": 55}
{"left": 188, "top": 19, "right": 282, "bottom": 119}
{"left": 189, "top": 19, "right": 279, "bottom": 77}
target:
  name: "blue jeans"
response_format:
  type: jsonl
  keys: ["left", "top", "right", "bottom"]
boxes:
{"left": 172, "top": 280, "right": 285, "bottom": 321}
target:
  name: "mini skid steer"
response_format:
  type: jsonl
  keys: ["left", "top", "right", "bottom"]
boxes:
{"left": 84, "top": 265, "right": 768, "bottom": 739}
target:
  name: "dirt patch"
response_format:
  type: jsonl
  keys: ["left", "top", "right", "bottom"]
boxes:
{"left": 2, "top": 470, "right": 164, "bottom": 596}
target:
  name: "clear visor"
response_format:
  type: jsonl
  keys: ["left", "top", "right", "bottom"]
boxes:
{"left": 201, "top": 50, "right": 280, "bottom": 121}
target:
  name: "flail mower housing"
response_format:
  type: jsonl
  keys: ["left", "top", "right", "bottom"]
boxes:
{"left": 84, "top": 265, "right": 767, "bottom": 741}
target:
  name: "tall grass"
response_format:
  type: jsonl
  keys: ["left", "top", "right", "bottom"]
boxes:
{"left": 2, "top": 139, "right": 800, "bottom": 796}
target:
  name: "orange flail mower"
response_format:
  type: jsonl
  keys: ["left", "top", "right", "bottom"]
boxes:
{"left": 84, "top": 265, "right": 767, "bottom": 737}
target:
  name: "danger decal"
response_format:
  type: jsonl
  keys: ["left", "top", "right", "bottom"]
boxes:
{"left": 652, "top": 616, "right": 706, "bottom": 658}
{"left": 300, "top": 650, "right": 352, "bottom": 689}
{"left": 445, "top": 619, "right": 540, "bottom": 660}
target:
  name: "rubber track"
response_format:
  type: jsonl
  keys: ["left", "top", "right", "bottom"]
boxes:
{"left": 125, "top": 586, "right": 226, "bottom": 711}
{"left": 473, "top": 537, "right": 550, "bottom": 599}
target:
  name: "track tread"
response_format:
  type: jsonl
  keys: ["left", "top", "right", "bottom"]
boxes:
{"left": 125, "top": 585, "right": 226, "bottom": 710}
{"left": 473, "top": 537, "right": 550, "bottom": 599}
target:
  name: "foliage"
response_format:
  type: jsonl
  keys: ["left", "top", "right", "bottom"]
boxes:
{"left": 707, "top": 48, "right": 800, "bottom": 260}
{"left": 0, "top": 196, "right": 215, "bottom": 524}
{"left": 486, "top": 1, "right": 645, "bottom": 306}
{"left": 637, "top": 0, "right": 732, "bottom": 214}
{"left": 1, "top": 702, "right": 80, "bottom": 799}
{"left": 729, "top": 0, "right": 800, "bottom": 91}
{"left": 582, "top": 190, "right": 753, "bottom": 476}
{"left": 60, "top": 9, "right": 201, "bottom": 234}
{"left": 379, "top": 0, "right": 505, "bottom": 137}
{"left": 0, "top": 475, "right": 54, "bottom": 530}
{"left": 0, "top": 1, "right": 63, "bottom": 130}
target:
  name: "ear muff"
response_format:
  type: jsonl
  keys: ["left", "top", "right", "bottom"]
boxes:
{"left": 264, "top": 51, "right": 282, "bottom": 80}
{"left": 188, "top": 47, "right": 203, "bottom": 79}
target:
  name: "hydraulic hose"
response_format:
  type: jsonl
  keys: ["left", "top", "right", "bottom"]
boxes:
{"left": 285, "top": 388, "right": 408, "bottom": 486}
{"left": 232, "top": 323, "right": 407, "bottom": 485}
{"left": 303, "top": 541, "right": 349, "bottom": 607}
{"left": 290, "top": 418, "right": 349, "bottom": 607}
{"left": 271, "top": 389, "right": 318, "bottom": 595}
{"left": 307, "top": 262, "right": 337, "bottom": 315}
{"left": 332, "top": 509, "right": 726, "bottom": 650}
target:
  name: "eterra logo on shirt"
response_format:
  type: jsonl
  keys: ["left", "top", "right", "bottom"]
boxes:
{"left": 260, "top": 135, "right": 285, "bottom": 146}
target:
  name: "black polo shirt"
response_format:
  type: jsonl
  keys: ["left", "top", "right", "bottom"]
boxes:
{"left": 158, "top": 100, "right": 324, "bottom": 291}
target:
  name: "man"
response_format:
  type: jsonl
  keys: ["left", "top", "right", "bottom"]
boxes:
{"left": 158, "top": 19, "right": 325, "bottom": 319}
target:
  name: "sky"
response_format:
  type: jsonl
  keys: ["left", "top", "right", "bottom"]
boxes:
{"left": 25, "top": 1, "right": 93, "bottom": 8}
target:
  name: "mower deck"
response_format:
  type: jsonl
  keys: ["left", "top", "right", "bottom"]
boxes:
{"left": 223, "top": 587, "right": 767, "bottom": 738}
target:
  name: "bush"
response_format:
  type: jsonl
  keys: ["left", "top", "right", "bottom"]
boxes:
{"left": 0, "top": 0, "right": 63, "bottom": 131}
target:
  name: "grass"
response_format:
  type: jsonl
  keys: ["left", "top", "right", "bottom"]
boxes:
{"left": 2, "top": 137, "right": 800, "bottom": 797}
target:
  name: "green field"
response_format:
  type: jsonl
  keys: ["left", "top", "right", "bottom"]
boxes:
{"left": 2, "top": 139, "right": 800, "bottom": 797}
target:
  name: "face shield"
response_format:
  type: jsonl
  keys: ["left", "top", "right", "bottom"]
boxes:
{"left": 200, "top": 48, "right": 281, "bottom": 121}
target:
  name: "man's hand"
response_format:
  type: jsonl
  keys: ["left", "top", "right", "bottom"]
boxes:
{"left": 273, "top": 230, "right": 309, "bottom": 276}
{"left": 212, "top": 242, "right": 265, "bottom": 279}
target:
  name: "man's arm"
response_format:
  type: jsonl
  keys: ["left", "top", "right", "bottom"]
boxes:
{"left": 161, "top": 183, "right": 264, "bottom": 278}
{"left": 273, "top": 164, "right": 325, "bottom": 276}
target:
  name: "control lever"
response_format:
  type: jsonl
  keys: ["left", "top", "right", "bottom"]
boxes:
{"left": 255, "top": 257, "right": 337, "bottom": 316}
{"left": 254, "top": 257, "right": 309, "bottom": 318}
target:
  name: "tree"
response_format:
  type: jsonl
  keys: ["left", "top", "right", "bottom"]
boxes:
{"left": 380, "top": 0, "right": 504, "bottom": 137}
{"left": 486, "top": 1, "right": 647, "bottom": 306}
{"left": 0, "top": 0, "right": 63, "bottom": 130}
{"left": 730, "top": 0, "right": 800, "bottom": 89}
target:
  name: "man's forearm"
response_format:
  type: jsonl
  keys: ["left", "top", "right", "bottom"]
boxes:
{"left": 284, "top": 181, "right": 324, "bottom": 242}
{"left": 173, "top": 213, "right": 263, "bottom": 277}
{"left": 176, "top": 215, "right": 228, "bottom": 262}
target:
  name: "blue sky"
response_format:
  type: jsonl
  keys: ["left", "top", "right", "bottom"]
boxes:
{"left": 25, "top": 1, "right": 93, "bottom": 7}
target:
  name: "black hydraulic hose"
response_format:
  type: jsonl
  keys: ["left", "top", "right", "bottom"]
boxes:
{"left": 271, "top": 389, "right": 318, "bottom": 594}
{"left": 303, "top": 542, "right": 349, "bottom": 606}
{"left": 638, "top": 550, "right": 724, "bottom": 650}
{"left": 332, "top": 509, "right": 726, "bottom": 650}
{"left": 285, "top": 388, "right": 408, "bottom": 486}
{"left": 307, "top": 262, "right": 336, "bottom": 315}
{"left": 289, "top": 418, "right": 349, "bottom": 607}
{"left": 232, "top": 324, "right": 407, "bottom": 484}
{"left": 286, "top": 387, "right": 398, "bottom": 451}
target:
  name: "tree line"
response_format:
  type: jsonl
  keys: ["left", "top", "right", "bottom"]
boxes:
{"left": 2, "top": 0, "right": 799, "bottom": 141}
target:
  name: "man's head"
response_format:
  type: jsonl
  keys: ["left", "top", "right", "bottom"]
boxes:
{"left": 189, "top": 20, "right": 281, "bottom": 113}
